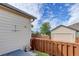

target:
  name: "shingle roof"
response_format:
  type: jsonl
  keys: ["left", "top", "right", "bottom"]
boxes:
{"left": 51, "top": 25, "right": 79, "bottom": 32}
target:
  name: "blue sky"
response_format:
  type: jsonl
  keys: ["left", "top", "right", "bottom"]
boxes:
{"left": 9, "top": 3, "right": 79, "bottom": 32}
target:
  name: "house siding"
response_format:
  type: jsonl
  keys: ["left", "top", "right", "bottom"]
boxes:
{"left": 51, "top": 26, "right": 76, "bottom": 43}
{"left": 0, "top": 6, "right": 31, "bottom": 55}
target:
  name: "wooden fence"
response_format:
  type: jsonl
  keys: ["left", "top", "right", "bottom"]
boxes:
{"left": 31, "top": 37, "right": 79, "bottom": 56}
{"left": 76, "top": 37, "right": 79, "bottom": 43}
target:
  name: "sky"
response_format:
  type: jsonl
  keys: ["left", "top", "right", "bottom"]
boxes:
{"left": 9, "top": 3, "right": 79, "bottom": 32}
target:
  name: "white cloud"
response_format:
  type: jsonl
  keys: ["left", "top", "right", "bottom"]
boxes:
{"left": 50, "top": 18, "right": 63, "bottom": 29}
{"left": 9, "top": 3, "right": 42, "bottom": 19}
{"left": 67, "top": 4, "right": 79, "bottom": 26}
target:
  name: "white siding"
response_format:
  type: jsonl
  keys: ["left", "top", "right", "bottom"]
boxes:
{"left": 51, "top": 26, "right": 76, "bottom": 43}
{"left": 0, "top": 7, "right": 31, "bottom": 55}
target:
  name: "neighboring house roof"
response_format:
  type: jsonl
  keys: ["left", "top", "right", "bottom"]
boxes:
{"left": 51, "top": 25, "right": 79, "bottom": 32}
{"left": 68, "top": 22, "right": 79, "bottom": 31}
{"left": 0, "top": 3, "right": 37, "bottom": 20}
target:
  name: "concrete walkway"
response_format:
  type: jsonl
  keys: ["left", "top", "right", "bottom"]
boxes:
{"left": 1, "top": 49, "right": 37, "bottom": 56}
{"left": 26, "top": 51, "right": 37, "bottom": 56}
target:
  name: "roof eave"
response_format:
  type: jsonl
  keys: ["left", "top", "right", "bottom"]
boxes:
{"left": 51, "top": 25, "right": 79, "bottom": 32}
{"left": 0, "top": 3, "right": 37, "bottom": 20}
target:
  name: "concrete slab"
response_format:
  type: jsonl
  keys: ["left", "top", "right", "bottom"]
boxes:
{"left": 1, "top": 49, "right": 35, "bottom": 56}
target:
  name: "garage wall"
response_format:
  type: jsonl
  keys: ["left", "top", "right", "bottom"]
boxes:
{"left": 0, "top": 7, "right": 31, "bottom": 55}
{"left": 51, "top": 26, "right": 76, "bottom": 43}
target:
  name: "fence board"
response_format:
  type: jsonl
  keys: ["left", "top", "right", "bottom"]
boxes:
{"left": 74, "top": 45, "right": 79, "bottom": 56}
{"left": 67, "top": 45, "right": 74, "bottom": 56}
{"left": 62, "top": 44, "right": 67, "bottom": 56}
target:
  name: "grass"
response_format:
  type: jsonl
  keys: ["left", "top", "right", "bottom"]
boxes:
{"left": 33, "top": 51, "right": 49, "bottom": 56}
